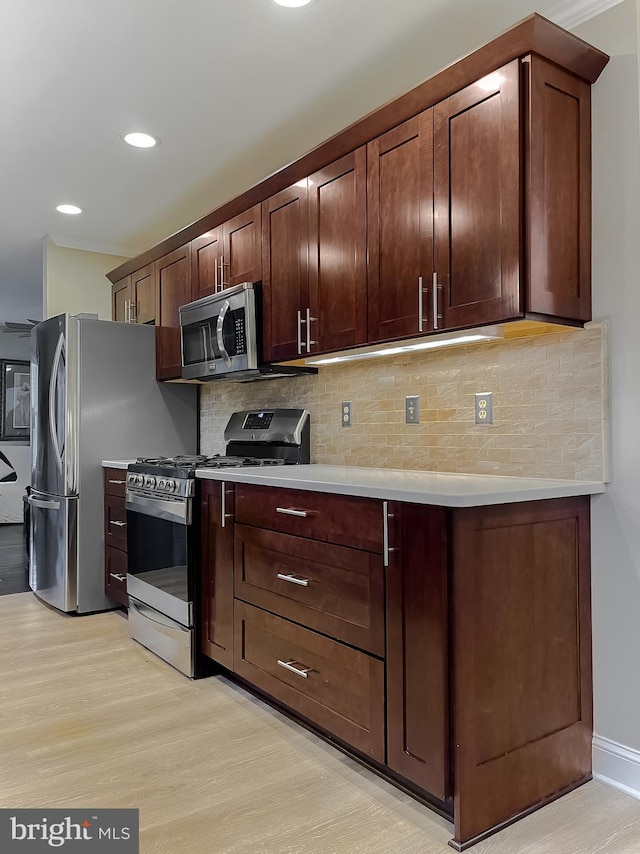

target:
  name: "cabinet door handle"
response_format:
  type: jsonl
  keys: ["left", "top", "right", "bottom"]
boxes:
{"left": 214, "top": 256, "right": 219, "bottom": 293}
{"left": 220, "top": 255, "right": 227, "bottom": 288}
{"left": 108, "top": 479, "right": 126, "bottom": 485}
{"left": 276, "top": 507, "right": 308, "bottom": 518}
{"left": 433, "top": 272, "right": 443, "bottom": 330}
{"left": 418, "top": 277, "right": 428, "bottom": 332}
{"left": 221, "top": 481, "right": 233, "bottom": 528}
{"left": 297, "top": 310, "right": 305, "bottom": 354}
{"left": 109, "top": 520, "right": 127, "bottom": 528}
{"left": 277, "top": 573, "right": 310, "bottom": 587}
{"left": 109, "top": 572, "right": 127, "bottom": 582}
{"left": 382, "top": 501, "right": 397, "bottom": 567}
{"left": 130, "top": 300, "right": 136, "bottom": 323}
{"left": 277, "top": 659, "right": 312, "bottom": 679}
{"left": 306, "top": 307, "right": 317, "bottom": 351}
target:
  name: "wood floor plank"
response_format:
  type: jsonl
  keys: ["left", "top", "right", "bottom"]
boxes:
{"left": 0, "top": 593, "right": 638, "bottom": 853}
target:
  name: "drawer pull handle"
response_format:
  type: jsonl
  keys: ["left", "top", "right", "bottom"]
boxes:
{"left": 109, "top": 520, "right": 127, "bottom": 527}
{"left": 276, "top": 507, "right": 309, "bottom": 518}
{"left": 277, "top": 573, "right": 310, "bottom": 587}
{"left": 109, "top": 572, "right": 126, "bottom": 582}
{"left": 108, "top": 479, "right": 126, "bottom": 485}
{"left": 277, "top": 659, "right": 311, "bottom": 679}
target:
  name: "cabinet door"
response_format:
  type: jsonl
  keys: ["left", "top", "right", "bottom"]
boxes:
{"left": 112, "top": 276, "right": 131, "bottom": 322}
{"left": 308, "top": 148, "right": 367, "bottom": 353}
{"left": 262, "top": 182, "right": 309, "bottom": 362}
{"left": 526, "top": 55, "right": 591, "bottom": 322}
{"left": 368, "top": 111, "right": 434, "bottom": 342}
{"left": 222, "top": 204, "right": 262, "bottom": 288}
{"left": 155, "top": 245, "right": 191, "bottom": 380}
{"left": 386, "top": 502, "right": 449, "bottom": 800}
{"left": 434, "top": 59, "right": 521, "bottom": 330}
{"left": 200, "top": 480, "right": 234, "bottom": 669}
{"left": 191, "top": 228, "right": 223, "bottom": 301}
{"left": 105, "top": 545, "right": 128, "bottom": 608}
{"left": 132, "top": 264, "right": 155, "bottom": 324}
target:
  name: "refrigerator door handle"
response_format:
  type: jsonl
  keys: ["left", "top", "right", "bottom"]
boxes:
{"left": 48, "top": 332, "right": 65, "bottom": 473}
{"left": 28, "top": 495, "right": 61, "bottom": 510}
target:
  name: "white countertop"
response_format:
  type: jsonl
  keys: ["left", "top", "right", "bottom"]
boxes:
{"left": 102, "top": 460, "right": 135, "bottom": 470}
{"left": 195, "top": 464, "right": 605, "bottom": 508}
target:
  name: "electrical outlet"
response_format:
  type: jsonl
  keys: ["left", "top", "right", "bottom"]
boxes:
{"left": 405, "top": 395, "right": 420, "bottom": 424}
{"left": 475, "top": 391, "right": 493, "bottom": 425}
{"left": 341, "top": 401, "right": 352, "bottom": 427}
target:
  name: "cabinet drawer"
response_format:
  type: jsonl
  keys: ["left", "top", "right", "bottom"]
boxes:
{"left": 104, "top": 468, "right": 127, "bottom": 498}
{"left": 105, "top": 545, "right": 128, "bottom": 607}
{"left": 235, "top": 485, "right": 383, "bottom": 553}
{"left": 234, "top": 601, "right": 384, "bottom": 761}
{"left": 105, "top": 494, "right": 128, "bottom": 551}
{"left": 235, "top": 525, "right": 384, "bottom": 656}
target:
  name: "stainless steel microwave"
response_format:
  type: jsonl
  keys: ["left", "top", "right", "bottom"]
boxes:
{"left": 179, "top": 282, "right": 315, "bottom": 382}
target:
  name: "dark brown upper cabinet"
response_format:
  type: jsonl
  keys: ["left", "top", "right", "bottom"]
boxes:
{"left": 191, "top": 227, "right": 223, "bottom": 302}
{"left": 190, "top": 205, "right": 262, "bottom": 302}
{"left": 132, "top": 264, "right": 155, "bottom": 324}
{"left": 367, "top": 111, "right": 435, "bottom": 342}
{"left": 155, "top": 245, "right": 191, "bottom": 380}
{"left": 111, "top": 276, "right": 131, "bottom": 323}
{"left": 433, "top": 60, "right": 521, "bottom": 331}
{"left": 308, "top": 148, "right": 368, "bottom": 354}
{"left": 526, "top": 55, "right": 591, "bottom": 323}
{"left": 262, "top": 182, "right": 310, "bottom": 362}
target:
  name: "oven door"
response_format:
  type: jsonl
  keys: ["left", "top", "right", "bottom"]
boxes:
{"left": 126, "top": 495, "right": 193, "bottom": 628}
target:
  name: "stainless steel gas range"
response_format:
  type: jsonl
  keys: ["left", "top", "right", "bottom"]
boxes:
{"left": 125, "top": 408, "right": 310, "bottom": 677}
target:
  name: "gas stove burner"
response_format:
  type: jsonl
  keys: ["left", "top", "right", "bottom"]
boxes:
{"left": 202, "top": 455, "right": 285, "bottom": 469}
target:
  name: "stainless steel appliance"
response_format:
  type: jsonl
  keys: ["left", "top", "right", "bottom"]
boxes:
{"left": 125, "top": 408, "right": 310, "bottom": 677}
{"left": 179, "top": 282, "right": 316, "bottom": 382}
{"left": 29, "top": 314, "right": 197, "bottom": 614}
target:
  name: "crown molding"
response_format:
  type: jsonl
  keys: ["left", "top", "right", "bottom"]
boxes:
{"left": 549, "top": 0, "right": 625, "bottom": 29}
{"left": 46, "top": 234, "right": 142, "bottom": 259}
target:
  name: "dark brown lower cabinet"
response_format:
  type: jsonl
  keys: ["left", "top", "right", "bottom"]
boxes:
{"left": 199, "top": 483, "right": 593, "bottom": 850}
{"left": 200, "top": 480, "right": 235, "bottom": 669}
{"left": 103, "top": 467, "right": 128, "bottom": 608}
{"left": 385, "top": 503, "right": 449, "bottom": 801}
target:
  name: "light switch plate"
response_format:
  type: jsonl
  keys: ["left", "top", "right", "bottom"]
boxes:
{"left": 475, "top": 391, "right": 493, "bottom": 425}
{"left": 341, "top": 401, "right": 351, "bottom": 427}
{"left": 405, "top": 395, "right": 420, "bottom": 424}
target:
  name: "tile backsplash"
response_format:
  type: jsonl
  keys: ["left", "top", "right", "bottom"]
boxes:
{"left": 200, "top": 322, "right": 609, "bottom": 481}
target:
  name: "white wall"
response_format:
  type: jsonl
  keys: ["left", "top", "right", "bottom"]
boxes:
{"left": 43, "top": 238, "right": 129, "bottom": 320}
{"left": 573, "top": 0, "right": 640, "bottom": 791}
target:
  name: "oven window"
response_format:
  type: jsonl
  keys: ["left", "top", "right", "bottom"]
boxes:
{"left": 127, "top": 511, "right": 191, "bottom": 604}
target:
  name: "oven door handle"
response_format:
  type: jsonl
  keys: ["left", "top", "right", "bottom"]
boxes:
{"left": 125, "top": 489, "right": 191, "bottom": 525}
{"left": 216, "top": 299, "right": 232, "bottom": 368}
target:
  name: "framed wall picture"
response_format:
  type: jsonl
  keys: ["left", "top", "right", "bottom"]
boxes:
{"left": 1, "top": 360, "right": 30, "bottom": 441}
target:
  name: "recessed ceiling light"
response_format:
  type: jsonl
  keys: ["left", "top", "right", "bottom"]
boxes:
{"left": 122, "top": 132, "right": 160, "bottom": 149}
{"left": 272, "top": 0, "right": 314, "bottom": 7}
{"left": 56, "top": 204, "right": 83, "bottom": 215}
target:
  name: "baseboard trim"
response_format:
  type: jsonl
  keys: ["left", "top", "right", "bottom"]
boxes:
{"left": 593, "top": 734, "right": 640, "bottom": 800}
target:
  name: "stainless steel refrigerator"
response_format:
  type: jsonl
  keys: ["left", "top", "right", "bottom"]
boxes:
{"left": 29, "top": 314, "right": 198, "bottom": 614}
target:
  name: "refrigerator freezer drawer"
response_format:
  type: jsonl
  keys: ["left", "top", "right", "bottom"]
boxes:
{"left": 128, "top": 597, "right": 194, "bottom": 678}
{"left": 28, "top": 491, "right": 77, "bottom": 612}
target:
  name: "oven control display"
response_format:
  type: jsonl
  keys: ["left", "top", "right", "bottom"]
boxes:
{"left": 243, "top": 412, "right": 274, "bottom": 430}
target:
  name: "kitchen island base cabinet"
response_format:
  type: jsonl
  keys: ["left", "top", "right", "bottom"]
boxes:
{"left": 199, "top": 478, "right": 593, "bottom": 850}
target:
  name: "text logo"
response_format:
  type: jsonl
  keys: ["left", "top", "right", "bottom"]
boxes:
{"left": 0, "top": 810, "right": 138, "bottom": 852}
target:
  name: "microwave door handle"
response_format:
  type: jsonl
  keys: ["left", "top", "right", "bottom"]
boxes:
{"left": 216, "top": 300, "right": 232, "bottom": 367}
{"left": 200, "top": 326, "right": 208, "bottom": 361}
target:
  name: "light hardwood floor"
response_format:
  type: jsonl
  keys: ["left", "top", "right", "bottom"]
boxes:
{"left": 1, "top": 592, "right": 639, "bottom": 854}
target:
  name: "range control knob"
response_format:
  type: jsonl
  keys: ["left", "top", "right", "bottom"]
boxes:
{"left": 157, "top": 478, "right": 166, "bottom": 491}
{"left": 164, "top": 479, "right": 176, "bottom": 493}
{"left": 144, "top": 475, "right": 156, "bottom": 489}
{"left": 134, "top": 474, "right": 145, "bottom": 487}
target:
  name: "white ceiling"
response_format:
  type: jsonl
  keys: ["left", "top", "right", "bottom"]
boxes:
{"left": 0, "top": 0, "right": 617, "bottom": 322}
